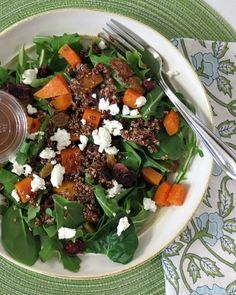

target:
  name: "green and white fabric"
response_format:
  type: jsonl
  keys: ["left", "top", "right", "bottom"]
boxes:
{"left": 0, "top": 1, "right": 236, "bottom": 294}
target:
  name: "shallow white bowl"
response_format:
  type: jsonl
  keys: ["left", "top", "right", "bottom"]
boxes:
{"left": 0, "top": 8, "right": 213, "bottom": 279}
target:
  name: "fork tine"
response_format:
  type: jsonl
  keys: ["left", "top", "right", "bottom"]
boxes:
{"left": 99, "top": 32, "right": 127, "bottom": 54}
{"left": 110, "top": 19, "right": 149, "bottom": 48}
{"left": 106, "top": 22, "right": 144, "bottom": 52}
{"left": 102, "top": 27, "right": 136, "bottom": 52}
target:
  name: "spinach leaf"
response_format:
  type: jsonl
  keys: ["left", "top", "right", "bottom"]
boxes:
{"left": 24, "top": 205, "right": 40, "bottom": 223}
{"left": 34, "top": 99, "right": 55, "bottom": 115}
{"left": 30, "top": 75, "right": 54, "bottom": 88}
{"left": 141, "top": 49, "right": 161, "bottom": 81}
{"left": 53, "top": 195, "right": 84, "bottom": 229}
{"left": 15, "top": 141, "right": 39, "bottom": 164}
{"left": 140, "top": 86, "right": 165, "bottom": 120}
{"left": 126, "top": 51, "right": 149, "bottom": 79}
{"left": 85, "top": 213, "right": 138, "bottom": 264}
{"left": 0, "top": 66, "right": 9, "bottom": 84}
{"left": 94, "top": 185, "right": 122, "bottom": 218}
{"left": 131, "top": 203, "right": 149, "bottom": 230}
{"left": 39, "top": 237, "right": 59, "bottom": 262}
{"left": 2, "top": 206, "right": 40, "bottom": 266}
{"left": 0, "top": 204, "right": 8, "bottom": 216}
{"left": 119, "top": 142, "right": 141, "bottom": 172}
{"left": 43, "top": 224, "right": 57, "bottom": 238}
{"left": 126, "top": 141, "right": 169, "bottom": 173}
{"left": 16, "top": 47, "right": 28, "bottom": 83}
{"left": 61, "top": 253, "right": 81, "bottom": 272}
{"left": 0, "top": 169, "right": 20, "bottom": 200}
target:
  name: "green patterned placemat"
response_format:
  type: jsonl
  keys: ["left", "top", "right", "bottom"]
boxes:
{"left": 0, "top": 1, "right": 235, "bottom": 295}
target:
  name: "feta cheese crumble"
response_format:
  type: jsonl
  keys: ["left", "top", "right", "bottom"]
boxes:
{"left": 105, "top": 146, "right": 119, "bottom": 155}
{"left": 122, "top": 105, "right": 130, "bottom": 115}
{"left": 50, "top": 128, "right": 71, "bottom": 152}
{"left": 27, "top": 104, "right": 37, "bottom": 115}
{"left": 50, "top": 164, "right": 65, "bottom": 188}
{"left": 91, "top": 93, "right": 97, "bottom": 99}
{"left": 79, "top": 135, "right": 88, "bottom": 151}
{"left": 28, "top": 131, "right": 44, "bottom": 140}
{"left": 103, "top": 120, "right": 123, "bottom": 136}
{"left": 92, "top": 127, "right": 112, "bottom": 153}
{"left": 22, "top": 68, "right": 38, "bottom": 85}
{"left": 58, "top": 227, "right": 76, "bottom": 240}
{"left": 81, "top": 118, "right": 86, "bottom": 125}
{"left": 31, "top": 174, "right": 46, "bottom": 192}
{"left": 98, "top": 40, "right": 107, "bottom": 50}
{"left": 107, "top": 180, "right": 123, "bottom": 198}
{"left": 166, "top": 70, "right": 180, "bottom": 78}
{"left": 143, "top": 197, "right": 157, "bottom": 212}
{"left": 10, "top": 157, "right": 32, "bottom": 176}
{"left": 117, "top": 216, "right": 130, "bottom": 236}
{"left": 130, "top": 109, "right": 139, "bottom": 116}
{"left": 39, "top": 147, "right": 56, "bottom": 160}
{"left": 23, "top": 164, "right": 32, "bottom": 177}
{"left": 98, "top": 98, "right": 110, "bottom": 111}
{"left": 109, "top": 103, "right": 120, "bottom": 115}
{"left": 11, "top": 189, "right": 20, "bottom": 202}
{"left": 51, "top": 160, "right": 57, "bottom": 165}
{"left": 135, "top": 96, "right": 147, "bottom": 108}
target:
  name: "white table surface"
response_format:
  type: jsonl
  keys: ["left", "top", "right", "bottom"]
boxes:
{"left": 204, "top": 0, "right": 236, "bottom": 31}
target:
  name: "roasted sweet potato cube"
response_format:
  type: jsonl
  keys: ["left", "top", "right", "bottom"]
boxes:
{"left": 60, "top": 147, "right": 81, "bottom": 174}
{"left": 80, "top": 73, "right": 103, "bottom": 92}
{"left": 53, "top": 181, "right": 77, "bottom": 200}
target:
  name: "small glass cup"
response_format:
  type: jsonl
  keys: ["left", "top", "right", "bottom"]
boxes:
{"left": 0, "top": 90, "right": 28, "bottom": 164}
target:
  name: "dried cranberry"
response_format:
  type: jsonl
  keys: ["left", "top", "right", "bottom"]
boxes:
{"left": 143, "top": 79, "right": 157, "bottom": 91}
{"left": 37, "top": 65, "right": 53, "bottom": 78}
{"left": 112, "top": 163, "right": 137, "bottom": 187}
{"left": 92, "top": 43, "right": 102, "bottom": 55}
{"left": 64, "top": 239, "right": 85, "bottom": 256}
{"left": 101, "top": 165, "right": 113, "bottom": 181}
{"left": 43, "top": 196, "right": 54, "bottom": 208}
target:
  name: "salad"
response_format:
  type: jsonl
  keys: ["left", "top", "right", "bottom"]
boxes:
{"left": 0, "top": 33, "right": 201, "bottom": 272}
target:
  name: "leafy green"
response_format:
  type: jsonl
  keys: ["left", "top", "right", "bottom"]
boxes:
{"left": 119, "top": 142, "right": 141, "bottom": 172}
{"left": 88, "top": 47, "right": 115, "bottom": 66}
{"left": 43, "top": 224, "right": 57, "bottom": 238}
{"left": 131, "top": 203, "right": 149, "bottom": 230}
{"left": 94, "top": 185, "right": 121, "bottom": 218}
{"left": 53, "top": 195, "right": 84, "bottom": 229}
{"left": 126, "top": 51, "right": 149, "bottom": 79}
{"left": 0, "top": 66, "right": 9, "bottom": 84}
{"left": 86, "top": 213, "right": 138, "bottom": 264}
{"left": 39, "top": 237, "right": 59, "bottom": 262}
{"left": 15, "top": 141, "right": 39, "bottom": 164}
{"left": 141, "top": 86, "right": 165, "bottom": 120}
{"left": 30, "top": 75, "right": 54, "bottom": 88}
{"left": 141, "top": 49, "right": 161, "bottom": 81}
{"left": 24, "top": 205, "right": 40, "bottom": 223}
{"left": 0, "top": 169, "right": 20, "bottom": 200}
{"left": 2, "top": 206, "right": 40, "bottom": 266}
{"left": 34, "top": 99, "right": 55, "bottom": 115}
{"left": 61, "top": 253, "right": 81, "bottom": 272}
{"left": 16, "top": 47, "right": 28, "bottom": 83}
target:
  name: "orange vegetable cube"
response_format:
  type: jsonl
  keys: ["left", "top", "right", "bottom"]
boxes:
{"left": 53, "top": 181, "right": 77, "bottom": 200}
{"left": 15, "top": 177, "right": 33, "bottom": 203}
{"left": 82, "top": 108, "right": 102, "bottom": 128}
{"left": 141, "top": 167, "right": 163, "bottom": 185}
{"left": 163, "top": 110, "right": 179, "bottom": 136}
{"left": 60, "top": 147, "right": 81, "bottom": 174}
{"left": 34, "top": 74, "right": 71, "bottom": 99}
{"left": 167, "top": 183, "right": 187, "bottom": 205}
{"left": 27, "top": 116, "right": 42, "bottom": 134}
{"left": 58, "top": 44, "right": 82, "bottom": 68}
{"left": 153, "top": 181, "right": 172, "bottom": 206}
{"left": 123, "top": 88, "right": 143, "bottom": 109}
{"left": 51, "top": 93, "right": 72, "bottom": 111}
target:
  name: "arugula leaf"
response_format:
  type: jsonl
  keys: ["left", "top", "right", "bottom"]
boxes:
{"left": 85, "top": 213, "right": 138, "bottom": 264}
{"left": 24, "top": 205, "right": 40, "bottom": 223}
{"left": 0, "top": 169, "right": 21, "bottom": 200}
{"left": 0, "top": 66, "right": 9, "bottom": 84}
{"left": 2, "top": 206, "right": 40, "bottom": 266}
{"left": 15, "top": 141, "right": 39, "bottom": 164}
{"left": 126, "top": 51, "right": 149, "bottom": 78}
{"left": 94, "top": 185, "right": 122, "bottom": 218}
{"left": 53, "top": 195, "right": 84, "bottom": 229}
{"left": 140, "top": 86, "right": 165, "bottom": 120}
{"left": 30, "top": 75, "right": 54, "bottom": 88}
{"left": 88, "top": 47, "right": 115, "bottom": 66}
{"left": 141, "top": 49, "right": 161, "bottom": 81}
{"left": 16, "top": 47, "right": 28, "bottom": 83}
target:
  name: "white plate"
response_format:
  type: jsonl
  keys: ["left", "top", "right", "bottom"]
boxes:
{"left": 0, "top": 8, "right": 213, "bottom": 279}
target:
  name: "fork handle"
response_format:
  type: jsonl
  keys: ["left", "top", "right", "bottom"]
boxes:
{"left": 159, "top": 78, "right": 236, "bottom": 180}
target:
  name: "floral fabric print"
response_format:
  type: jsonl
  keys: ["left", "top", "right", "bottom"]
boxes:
{"left": 164, "top": 39, "right": 236, "bottom": 295}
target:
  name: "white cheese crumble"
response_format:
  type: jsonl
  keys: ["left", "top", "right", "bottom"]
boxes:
{"left": 98, "top": 98, "right": 110, "bottom": 111}
{"left": 22, "top": 68, "right": 38, "bottom": 85}
{"left": 81, "top": 118, "right": 86, "bottom": 125}
{"left": 11, "top": 189, "right": 20, "bottom": 202}
{"left": 28, "top": 131, "right": 44, "bottom": 140}
{"left": 50, "top": 128, "right": 71, "bottom": 152}
{"left": 9, "top": 157, "right": 32, "bottom": 176}
{"left": 103, "top": 119, "right": 123, "bottom": 136}
{"left": 122, "top": 105, "right": 130, "bottom": 115}
{"left": 51, "top": 160, "right": 57, "bottom": 165}
{"left": 107, "top": 180, "right": 123, "bottom": 198}
{"left": 58, "top": 227, "right": 76, "bottom": 240}
{"left": 91, "top": 93, "right": 97, "bottom": 99}
{"left": 50, "top": 163, "right": 65, "bottom": 188}
{"left": 130, "top": 109, "right": 140, "bottom": 116}
{"left": 79, "top": 135, "right": 88, "bottom": 151}
{"left": 105, "top": 146, "right": 119, "bottom": 155}
{"left": 27, "top": 104, "right": 37, "bottom": 115}
{"left": 143, "top": 197, "right": 157, "bottom": 212}
{"left": 98, "top": 40, "right": 107, "bottom": 50}
{"left": 39, "top": 147, "right": 56, "bottom": 160}
{"left": 117, "top": 216, "right": 130, "bottom": 236}
{"left": 92, "top": 127, "right": 112, "bottom": 153}
{"left": 166, "top": 70, "right": 180, "bottom": 78}
{"left": 135, "top": 96, "right": 147, "bottom": 108}
{"left": 109, "top": 103, "right": 120, "bottom": 115}
{"left": 23, "top": 164, "right": 32, "bottom": 177}
{"left": 31, "top": 174, "right": 46, "bottom": 192}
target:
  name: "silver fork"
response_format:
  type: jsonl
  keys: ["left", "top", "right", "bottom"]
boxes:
{"left": 101, "top": 19, "right": 236, "bottom": 180}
